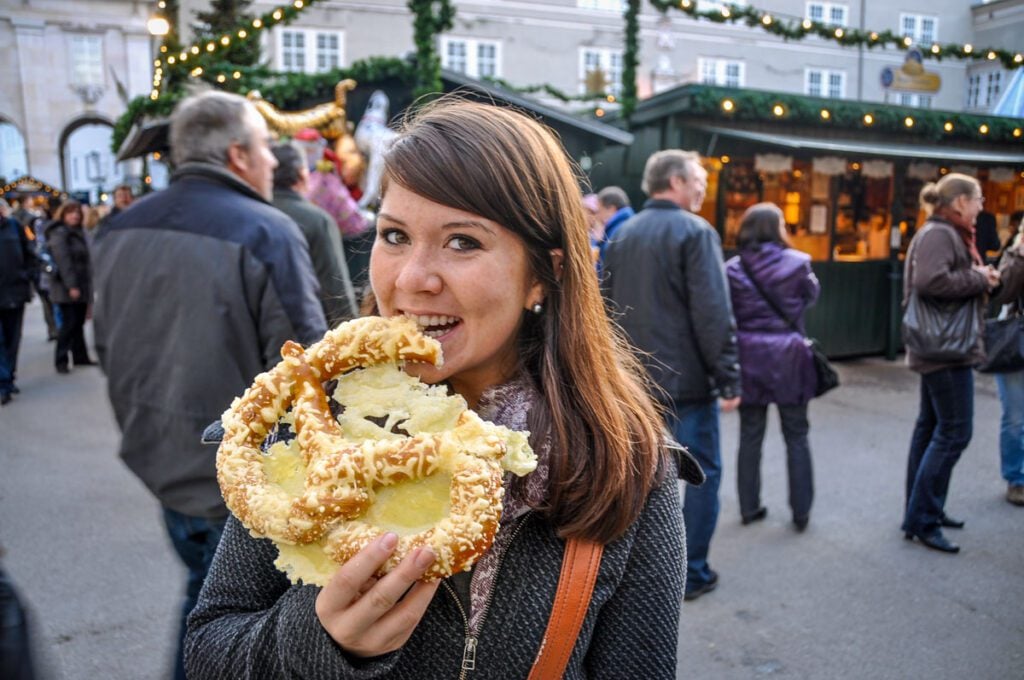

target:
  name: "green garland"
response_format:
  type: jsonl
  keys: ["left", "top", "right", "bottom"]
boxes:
{"left": 623, "top": 1, "right": 1024, "bottom": 125}
{"left": 645, "top": 1, "right": 1021, "bottom": 69}
{"left": 407, "top": 0, "right": 454, "bottom": 100}
{"left": 111, "top": 57, "right": 417, "bottom": 153}
{"left": 680, "top": 85, "right": 1023, "bottom": 144}
{"left": 622, "top": 0, "right": 640, "bottom": 119}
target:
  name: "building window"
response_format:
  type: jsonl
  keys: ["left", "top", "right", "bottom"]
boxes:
{"left": 899, "top": 14, "right": 938, "bottom": 45}
{"left": 986, "top": 71, "right": 1003, "bottom": 106}
{"left": 806, "top": 2, "right": 848, "bottom": 27}
{"left": 440, "top": 37, "right": 502, "bottom": 79}
{"left": 898, "top": 93, "right": 932, "bottom": 108}
{"left": 698, "top": 58, "right": 745, "bottom": 88}
{"left": 806, "top": 68, "right": 846, "bottom": 98}
{"left": 281, "top": 31, "right": 306, "bottom": 72}
{"left": 580, "top": 47, "right": 624, "bottom": 96}
{"left": 277, "top": 29, "right": 344, "bottom": 73}
{"left": 966, "top": 74, "right": 981, "bottom": 109}
{"left": 576, "top": 0, "right": 626, "bottom": 10}
{"left": 317, "top": 33, "right": 340, "bottom": 72}
{"left": 70, "top": 34, "right": 104, "bottom": 86}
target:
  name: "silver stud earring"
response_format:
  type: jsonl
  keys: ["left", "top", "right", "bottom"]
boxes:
{"left": 532, "top": 302, "right": 544, "bottom": 315}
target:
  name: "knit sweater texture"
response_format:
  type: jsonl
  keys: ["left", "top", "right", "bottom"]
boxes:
{"left": 185, "top": 464, "right": 685, "bottom": 679}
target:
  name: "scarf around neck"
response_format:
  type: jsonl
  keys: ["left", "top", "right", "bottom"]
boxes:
{"left": 932, "top": 206, "right": 982, "bottom": 266}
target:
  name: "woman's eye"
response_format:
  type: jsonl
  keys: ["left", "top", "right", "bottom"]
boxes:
{"left": 380, "top": 228, "right": 407, "bottom": 245}
{"left": 448, "top": 235, "right": 481, "bottom": 251}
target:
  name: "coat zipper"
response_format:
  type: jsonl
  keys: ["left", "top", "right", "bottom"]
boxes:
{"left": 443, "top": 511, "right": 532, "bottom": 679}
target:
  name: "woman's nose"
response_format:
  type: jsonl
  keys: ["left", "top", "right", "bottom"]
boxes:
{"left": 394, "top": 247, "right": 443, "bottom": 294}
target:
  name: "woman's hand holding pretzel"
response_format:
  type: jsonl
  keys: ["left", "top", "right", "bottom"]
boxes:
{"left": 315, "top": 532, "right": 440, "bottom": 657}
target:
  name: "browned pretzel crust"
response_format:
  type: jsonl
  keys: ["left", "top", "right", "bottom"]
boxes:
{"left": 216, "top": 316, "right": 535, "bottom": 584}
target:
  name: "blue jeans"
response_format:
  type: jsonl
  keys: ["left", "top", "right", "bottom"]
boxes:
{"left": 162, "top": 508, "right": 225, "bottom": 680}
{"left": 995, "top": 370, "right": 1024, "bottom": 486}
{"left": 903, "top": 367, "right": 973, "bottom": 535}
{"left": 669, "top": 399, "right": 721, "bottom": 590}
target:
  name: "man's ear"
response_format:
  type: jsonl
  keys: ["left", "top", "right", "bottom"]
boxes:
{"left": 226, "top": 142, "right": 248, "bottom": 175}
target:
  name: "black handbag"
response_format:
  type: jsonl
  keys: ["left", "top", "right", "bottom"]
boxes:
{"left": 901, "top": 291, "right": 979, "bottom": 362}
{"left": 739, "top": 259, "right": 838, "bottom": 398}
{"left": 977, "top": 315, "right": 1024, "bottom": 373}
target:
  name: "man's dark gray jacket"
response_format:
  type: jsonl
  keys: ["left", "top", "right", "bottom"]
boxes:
{"left": 92, "top": 164, "right": 327, "bottom": 519}
{"left": 603, "top": 198, "right": 740, "bottom": 404}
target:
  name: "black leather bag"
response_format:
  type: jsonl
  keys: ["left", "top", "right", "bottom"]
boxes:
{"left": 739, "top": 259, "right": 839, "bottom": 398}
{"left": 977, "top": 316, "right": 1024, "bottom": 373}
{"left": 902, "top": 292, "right": 979, "bottom": 362}
{"left": 806, "top": 337, "right": 840, "bottom": 396}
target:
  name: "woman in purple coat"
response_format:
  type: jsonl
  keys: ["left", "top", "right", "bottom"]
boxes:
{"left": 726, "top": 203, "right": 821, "bottom": 531}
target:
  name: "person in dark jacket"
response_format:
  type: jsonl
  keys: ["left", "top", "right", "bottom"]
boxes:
{"left": 901, "top": 173, "right": 998, "bottom": 554}
{"left": 0, "top": 200, "right": 36, "bottom": 404}
{"left": 594, "top": 185, "right": 634, "bottom": 272}
{"left": 92, "top": 90, "right": 327, "bottom": 680}
{"left": 726, "top": 203, "right": 821, "bottom": 531}
{"left": 45, "top": 200, "right": 95, "bottom": 374}
{"left": 271, "top": 141, "right": 358, "bottom": 327}
{"left": 603, "top": 149, "right": 740, "bottom": 602}
{"left": 185, "top": 99, "right": 700, "bottom": 680}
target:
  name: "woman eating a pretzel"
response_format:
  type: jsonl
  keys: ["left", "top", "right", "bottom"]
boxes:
{"left": 185, "top": 99, "right": 699, "bottom": 679}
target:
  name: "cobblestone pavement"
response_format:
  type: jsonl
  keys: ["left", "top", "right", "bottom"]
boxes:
{"left": 2, "top": 301, "right": 1021, "bottom": 679}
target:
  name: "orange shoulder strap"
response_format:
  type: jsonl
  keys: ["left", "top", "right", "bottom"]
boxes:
{"left": 527, "top": 538, "right": 604, "bottom": 680}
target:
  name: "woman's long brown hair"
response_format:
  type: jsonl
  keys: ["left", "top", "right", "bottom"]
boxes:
{"left": 381, "top": 98, "right": 668, "bottom": 543}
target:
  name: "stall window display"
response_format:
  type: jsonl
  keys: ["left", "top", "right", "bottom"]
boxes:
{"left": 716, "top": 158, "right": 895, "bottom": 262}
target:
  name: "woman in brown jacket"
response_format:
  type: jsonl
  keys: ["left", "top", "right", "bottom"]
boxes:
{"left": 901, "top": 173, "right": 998, "bottom": 554}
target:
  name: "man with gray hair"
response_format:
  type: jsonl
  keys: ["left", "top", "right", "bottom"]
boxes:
{"left": 603, "top": 148, "right": 739, "bottom": 602}
{"left": 594, "top": 185, "right": 634, "bottom": 268}
{"left": 271, "top": 141, "right": 358, "bottom": 327}
{"left": 92, "top": 90, "right": 326, "bottom": 680}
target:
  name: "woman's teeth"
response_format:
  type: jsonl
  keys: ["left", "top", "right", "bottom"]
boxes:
{"left": 405, "top": 314, "right": 460, "bottom": 338}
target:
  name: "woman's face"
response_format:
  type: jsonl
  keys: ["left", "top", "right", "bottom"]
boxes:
{"left": 64, "top": 208, "right": 82, "bottom": 227}
{"left": 371, "top": 182, "right": 544, "bottom": 406}
{"left": 955, "top": 189, "right": 984, "bottom": 226}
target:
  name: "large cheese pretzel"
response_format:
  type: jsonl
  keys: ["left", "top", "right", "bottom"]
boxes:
{"left": 217, "top": 316, "right": 536, "bottom": 585}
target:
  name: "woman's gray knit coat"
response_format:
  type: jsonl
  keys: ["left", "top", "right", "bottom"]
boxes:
{"left": 185, "top": 457, "right": 685, "bottom": 679}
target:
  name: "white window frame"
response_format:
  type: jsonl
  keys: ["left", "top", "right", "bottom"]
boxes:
{"left": 805, "top": 68, "right": 846, "bottom": 99}
{"left": 698, "top": 58, "right": 746, "bottom": 88}
{"left": 579, "top": 47, "right": 624, "bottom": 96}
{"left": 275, "top": 28, "right": 345, "bottom": 74}
{"left": 806, "top": 2, "right": 848, "bottom": 27}
{"left": 985, "top": 71, "right": 1004, "bottom": 107}
{"left": 899, "top": 14, "right": 938, "bottom": 45}
{"left": 966, "top": 74, "right": 981, "bottom": 109}
{"left": 576, "top": 0, "right": 626, "bottom": 11}
{"left": 440, "top": 37, "right": 502, "bottom": 79}
{"left": 69, "top": 34, "right": 104, "bottom": 87}
{"left": 897, "top": 93, "right": 933, "bottom": 109}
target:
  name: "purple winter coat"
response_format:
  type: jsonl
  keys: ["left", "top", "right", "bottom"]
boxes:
{"left": 726, "top": 243, "right": 821, "bottom": 406}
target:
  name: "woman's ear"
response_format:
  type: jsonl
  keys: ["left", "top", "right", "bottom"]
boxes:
{"left": 550, "top": 248, "right": 565, "bottom": 282}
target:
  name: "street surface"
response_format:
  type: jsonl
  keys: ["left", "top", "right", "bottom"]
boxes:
{"left": 2, "top": 300, "right": 1022, "bottom": 679}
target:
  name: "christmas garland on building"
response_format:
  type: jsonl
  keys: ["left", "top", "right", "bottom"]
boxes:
{"left": 680, "top": 85, "right": 1023, "bottom": 144}
{"left": 408, "top": 0, "right": 455, "bottom": 99}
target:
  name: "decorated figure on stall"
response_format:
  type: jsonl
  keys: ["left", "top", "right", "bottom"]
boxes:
{"left": 354, "top": 90, "right": 398, "bottom": 210}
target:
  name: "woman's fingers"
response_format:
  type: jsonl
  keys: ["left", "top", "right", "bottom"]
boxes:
{"left": 341, "top": 546, "right": 438, "bottom": 634}
{"left": 319, "top": 533, "right": 399, "bottom": 612}
{"left": 315, "top": 538, "right": 440, "bottom": 657}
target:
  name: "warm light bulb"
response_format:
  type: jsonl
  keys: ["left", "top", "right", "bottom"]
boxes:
{"left": 964, "top": 44, "right": 973, "bottom": 54}
{"left": 721, "top": 99, "right": 735, "bottom": 112}
{"left": 863, "top": 114, "right": 874, "bottom": 125}
{"left": 772, "top": 104, "right": 785, "bottom": 116}
{"left": 820, "top": 109, "right": 831, "bottom": 120}
{"left": 221, "top": 36, "right": 231, "bottom": 46}
{"left": 1014, "top": 128, "right": 1022, "bottom": 138}
{"left": 595, "top": 108, "right": 606, "bottom": 117}
{"left": 943, "top": 122, "right": 954, "bottom": 132}
{"left": 721, "top": 155, "right": 730, "bottom": 164}
{"left": 762, "top": 15, "right": 772, "bottom": 25}
{"left": 931, "top": 44, "right": 940, "bottom": 54}
{"left": 835, "top": 28, "right": 844, "bottom": 38}
{"left": 206, "top": 43, "right": 216, "bottom": 52}
{"left": 802, "top": 19, "right": 812, "bottom": 29}
{"left": 903, "top": 36, "right": 913, "bottom": 47}
{"left": 988, "top": 51, "right": 997, "bottom": 60}
{"left": 980, "top": 124, "right": 990, "bottom": 134}
{"left": 904, "top": 117, "right": 914, "bottom": 128}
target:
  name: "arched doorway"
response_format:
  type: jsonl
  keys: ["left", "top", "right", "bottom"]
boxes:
{"left": 0, "top": 120, "right": 29, "bottom": 184}
{"left": 58, "top": 116, "right": 129, "bottom": 204}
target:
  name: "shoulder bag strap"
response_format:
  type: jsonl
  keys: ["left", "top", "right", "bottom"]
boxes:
{"left": 738, "top": 257, "right": 801, "bottom": 334}
{"left": 527, "top": 539, "right": 604, "bottom": 680}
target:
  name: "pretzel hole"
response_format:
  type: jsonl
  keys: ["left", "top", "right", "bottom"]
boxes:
{"left": 363, "top": 472, "right": 453, "bottom": 536}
